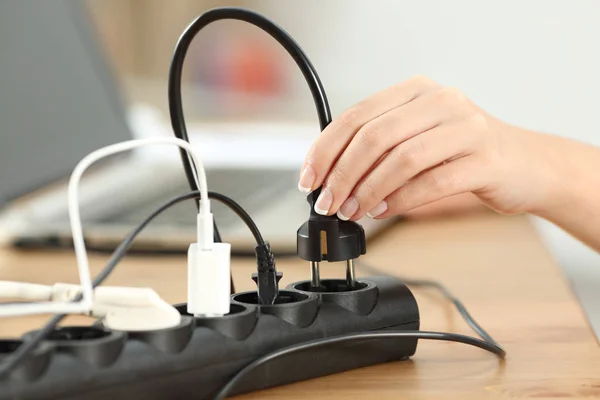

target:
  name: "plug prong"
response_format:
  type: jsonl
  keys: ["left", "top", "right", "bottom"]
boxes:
{"left": 346, "top": 259, "right": 356, "bottom": 289}
{"left": 310, "top": 261, "right": 321, "bottom": 288}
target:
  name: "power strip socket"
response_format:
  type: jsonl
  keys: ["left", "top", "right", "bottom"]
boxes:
{"left": 0, "top": 276, "right": 420, "bottom": 400}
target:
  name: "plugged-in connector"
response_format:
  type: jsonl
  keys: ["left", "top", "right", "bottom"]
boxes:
{"left": 297, "top": 189, "right": 366, "bottom": 290}
{"left": 251, "top": 242, "right": 282, "bottom": 305}
{"left": 90, "top": 286, "right": 181, "bottom": 331}
{"left": 187, "top": 210, "right": 231, "bottom": 318}
{"left": 51, "top": 284, "right": 181, "bottom": 331}
{"left": 0, "top": 281, "right": 181, "bottom": 331}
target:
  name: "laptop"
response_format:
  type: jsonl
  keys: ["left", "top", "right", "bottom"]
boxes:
{"left": 0, "top": 1, "right": 392, "bottom": 255}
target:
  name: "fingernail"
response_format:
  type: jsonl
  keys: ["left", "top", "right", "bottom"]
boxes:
{"left": 366, "top": 201, "right": 388, "bottom": 218}
{"left": 298, "top": 165, "right": 316, "bottom": 193}
{"left": 314, "top": 187, "right": 333, "bottom": 215}
{"left": 337, "top": 196, "right": 358, "bottom": 221}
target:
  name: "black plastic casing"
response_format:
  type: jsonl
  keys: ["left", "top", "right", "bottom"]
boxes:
{"left": 297, "top": 190, "right": 367, "bottom": 262}
{"left": 297, "top": 216, "right": 367, "bottom": 262}
{"left": 0, "top": 276, "right": 419, "bottom": 400}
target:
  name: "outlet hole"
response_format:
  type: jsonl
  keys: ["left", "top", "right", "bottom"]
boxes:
{"left": 0, "top": 340, "right": 22, "bottom": 355}
{"left": 46, "top": 327, "right": 111, "bottom": 341}
{"left": 295, "top": 279, "right": 367, "bottom": 293}
{"left": 233, "top": 290, "right": 308, "bottom": 305}
{"left": 175, "top": 303, "right": 247, "bottom": 316}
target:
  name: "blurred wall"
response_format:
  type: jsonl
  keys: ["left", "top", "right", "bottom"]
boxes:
{"left": 87, "top": 0, "right": 238, "bottom": 79}
{"left": 242, "top": 0, "right": 600, "bottom": 315}
{"left": 86, "top": 0, "right": 290, "bottom": 120}
{"left": 245, "top": 0, "right": 600, "bottom": 143}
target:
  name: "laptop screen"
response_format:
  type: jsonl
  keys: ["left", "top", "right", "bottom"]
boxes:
{"left": 0, "top": 0, "right": 131, "bottom": 205}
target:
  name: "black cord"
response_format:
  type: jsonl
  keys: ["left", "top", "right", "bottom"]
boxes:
{"left": 167, "top": 7, "right": 332, "bottom": 293}
{"left": 215, "top": 330, "right": 505, "bottom": 399}
{"left": 168, "top": 7, "right": 331, "bottom": 169}
{"left": 355, "top": 261, "right": 500, "bottom": 348}
{"left": 167, "top": 6, "right": 332, "bottom": 235}
{"left": 0, "top": 191, "right": 262, "bottom": 378}
{"left": 209, "top": 192, "right": 264, "bottom": 245}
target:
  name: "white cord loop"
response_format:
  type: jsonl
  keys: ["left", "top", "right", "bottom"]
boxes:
{"left": 0, "top": 137, "right": 209, "bottom": 318}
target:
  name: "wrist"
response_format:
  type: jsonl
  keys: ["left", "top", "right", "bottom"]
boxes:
{"left": 527, "top": 133, "right": 600, "bottom": 239}
{"left": 514, "top": 129, "right": 577, "bottom": 217}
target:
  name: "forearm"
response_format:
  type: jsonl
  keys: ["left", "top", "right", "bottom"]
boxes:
{"left": 531, "top": 134, "right": 600, "bottom": 252}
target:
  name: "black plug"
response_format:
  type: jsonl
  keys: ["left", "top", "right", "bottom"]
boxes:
{"left": 297, "top": 189, "right": 366, "bottom": 290}
{"left": 251, "top": 242, "right": 283, "bottom": 305}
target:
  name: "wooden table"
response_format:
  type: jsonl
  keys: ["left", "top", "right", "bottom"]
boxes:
{"left": 1, "top": 213, "right": 599, "bottom": 399}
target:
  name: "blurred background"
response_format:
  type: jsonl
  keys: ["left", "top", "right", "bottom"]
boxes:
{"left": 0, "top": 0, "right": 598, "bottom": 326}
{"left": 88, "top": 0, "right": 600, "bottom": 279}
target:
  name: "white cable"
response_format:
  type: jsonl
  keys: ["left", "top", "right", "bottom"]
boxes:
{"left": 0, "top": 281, "right": 53, "bottom": 301}
{"left": 0, "top": 137, "right": 210, "bottom": 318}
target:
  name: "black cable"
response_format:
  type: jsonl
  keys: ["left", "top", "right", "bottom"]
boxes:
{"left": 215, "top": 330, "right": 505, "bottom": 399}
{"left": 0, "top": 191, "right": 262, "bottom": 378}
{"left": 167, "top": 7, "right": 332, "bottom": 236}
{"left": 168, "top": 7, "right": 331, "bottom": 185}
{"left": 168, "top": 7, "right": 332, "bottom": 293}
{"left": 208, "top": 192, "right": 264, "bottom": 246}
{"left": 398, "top": 279, "right": 497, "bottom": 346}
{"left": 355, "top": 261, "right": 500, "bottom": 348}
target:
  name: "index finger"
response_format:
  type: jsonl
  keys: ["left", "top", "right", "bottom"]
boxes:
{"left": 298, "top": 75, "right": 440, "bottom": 193}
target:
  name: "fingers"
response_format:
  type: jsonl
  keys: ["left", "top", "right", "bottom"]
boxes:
{"left": 341, "top": 114, "right": 486, "bottom": 220}
{"left": 372, "top": 156, "right": 486, "bottom": 219}
{"left": 298, "top": 75, "right": 440, "bottom": 192}
{"left": 318, "top": 90, "right": 479, "bottom": 216}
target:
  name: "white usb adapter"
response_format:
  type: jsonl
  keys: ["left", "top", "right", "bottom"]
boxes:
{"left": 187, "top": 210, "right": 232, "bottom": 318}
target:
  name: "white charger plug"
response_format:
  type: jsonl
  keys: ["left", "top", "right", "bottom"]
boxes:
{"left": 0, "top": 281, "right": 181, "bottom": 331}
{"left": 187, "top": 210, "right": 232, "bottom": 318}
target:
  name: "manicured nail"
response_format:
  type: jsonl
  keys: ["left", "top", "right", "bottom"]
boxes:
{"left": 298, "top": 165, "right": 316, "bottom": 193}
{"left": 314, "top": 187, "right": 333, "bottom": 215}
{"left": 337, "top": 196, "right": 358, "bottom": 221}
{"left": 366, "top": 201, "right": 388, "bottom": 218}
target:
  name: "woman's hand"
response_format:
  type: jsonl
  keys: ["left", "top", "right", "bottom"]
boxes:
{"left": 298, "top": 75, "right": 561, "bottom": 221}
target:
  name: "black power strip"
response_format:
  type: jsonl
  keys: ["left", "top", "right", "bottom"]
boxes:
{"left": 0, "top": 276, "right": 420, "bottom": 400}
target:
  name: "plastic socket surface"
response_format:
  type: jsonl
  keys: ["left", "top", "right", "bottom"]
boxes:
{"left": 0, "top": 276, "right": 419, "bottom": 400}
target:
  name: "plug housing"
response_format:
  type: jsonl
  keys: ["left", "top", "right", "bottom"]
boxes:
{"left": 93, "top": 287, "right": 181, "bottom": 331}
{"left": 4, "top": 282, "right": 181, "bottom": 331}
{"left": 187, "top": 242, "right": 231, "bottom": 317}
{"left": 297, "top": 189, "right": 366, "bottom": 262}
{"left": 251, "top": 242, "right": 283, "bottom": 305}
